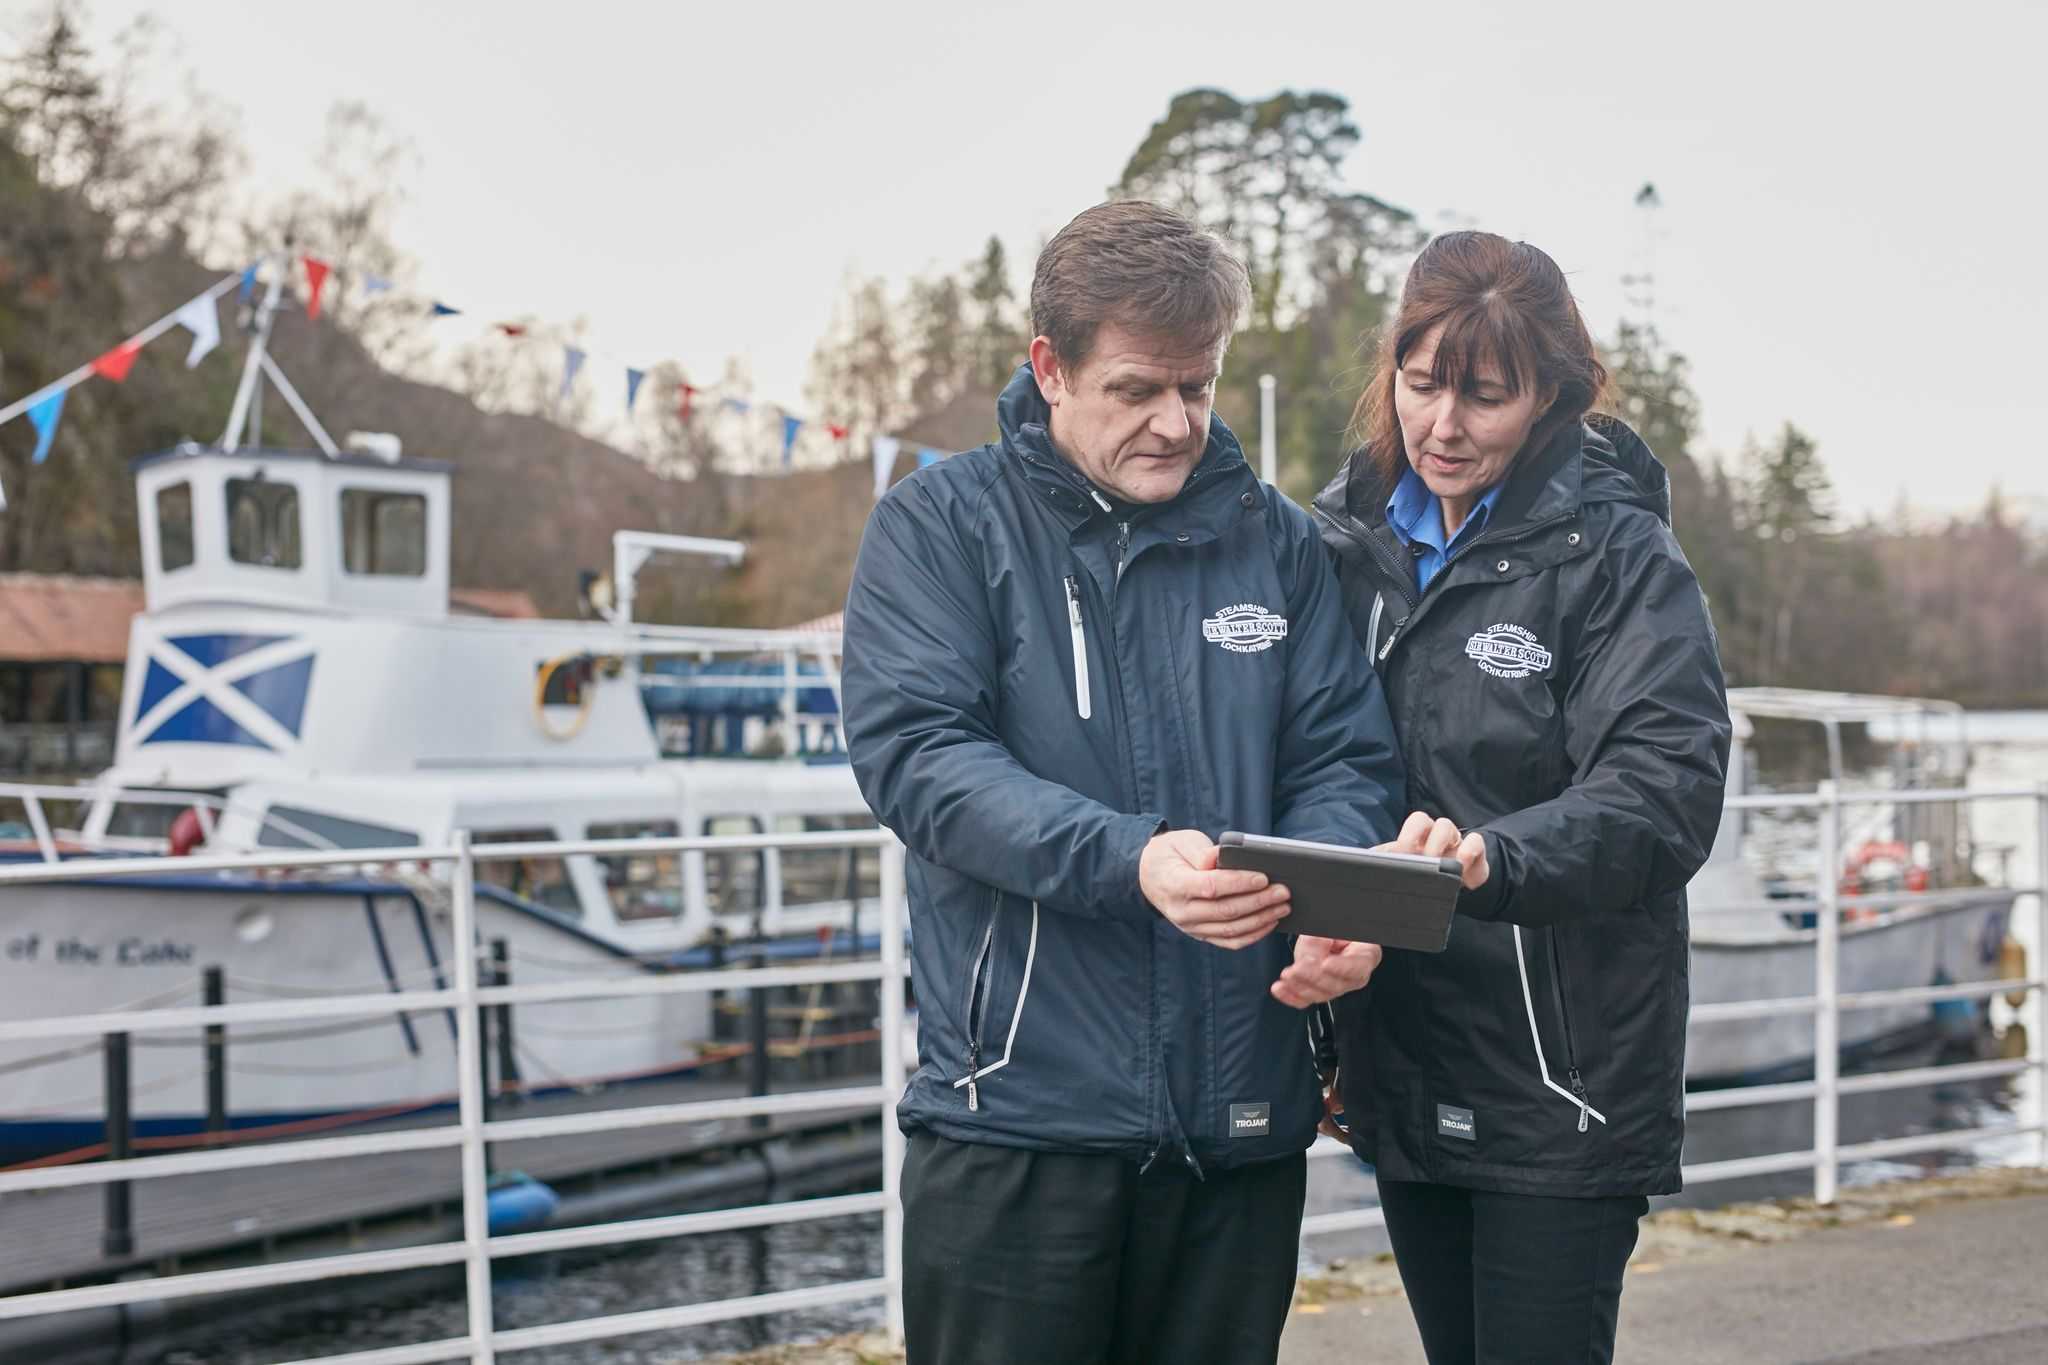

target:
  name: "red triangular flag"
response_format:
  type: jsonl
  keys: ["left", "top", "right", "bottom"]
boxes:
{"left": 826, "top": 423, "right": 850, "bottom": 441}
{"left": 495, "top": 323, "right": 528, "bottom": 338}
{"left": 302, "top": 256, "right": 331, "bottom": 320}
{"left": 678, "top": 383, "right": 698, "bottom": 422}
{"left": 91, "top": 340, "right": 141, "bottom": 383}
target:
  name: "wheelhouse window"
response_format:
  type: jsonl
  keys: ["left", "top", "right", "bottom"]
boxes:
{"left": 256, "top": 805, "right": 419, "bottom": 851}
{"left": 226, "top": 478, "right": 302, "bottom": 569}
{"left": 472, "top": 827, "right": 580, "bottom": 917}
{"left": 703, "top": 815, "right": 764, "bottom": 919}
{"left": 589, "top": 819, "right": 681, "bottom": 921}
{"left": 777, "top": 812, "right": 881, "bottom": 907}
{"left": 340, "top": 488, "right": 427, "bottom": 577}
{"left": 156, "top": 482, "right": 194, "bottom": 571}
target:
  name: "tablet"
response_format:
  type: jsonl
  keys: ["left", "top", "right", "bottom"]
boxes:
{"left": 1216, "top": 831, "right": 1462, "bottom": 952}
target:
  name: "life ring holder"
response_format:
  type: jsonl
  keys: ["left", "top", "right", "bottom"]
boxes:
{"left": 533, "top": 653, "right": 598, "bottom": 742}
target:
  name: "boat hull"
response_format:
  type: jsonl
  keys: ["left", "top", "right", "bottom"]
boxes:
{"left": 0, "top": 871, "right": 708, "bottom": 1160}
{"left": 1686, "top": 894, "right": 2012, "bottom": 1085}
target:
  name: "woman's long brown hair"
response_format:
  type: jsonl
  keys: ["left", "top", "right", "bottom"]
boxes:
{"left": 1351, "top": 231, "right": 1609, "bottom": 490}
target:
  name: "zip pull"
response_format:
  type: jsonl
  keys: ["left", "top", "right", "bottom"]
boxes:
{"left": 1063, "top": 576, "right": 1092, "bottom": 720}
{"left": 966, "top": 1040, "right": 982, "bottom": 1112}
{"left": 1377, "top": 624, "right": 1401, "bottom": 663}
{"left": 1115, "top": 521, "right": 1132, "bottom": 582}
{"left": 1569, "top": 1068, "right": 1590, "bottom": 1134}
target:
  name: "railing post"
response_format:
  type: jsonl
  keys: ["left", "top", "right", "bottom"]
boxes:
{"left": 2036, "top": 783, "right": 2048, "bottom": 1169}
{"left": 492, "top": 938, "right": 520, "bottom": 1101}
{"left": 1814, "top": 779, "right": 1842, "bottom": 1205}
{"left": 449, "top": 830, "right": 497, "bottom": 1364}
{"left": 102, "top": 1031, "right": 133, "bottom": 1259}
{"left": 204, "top": 965, "right": 227, "bottom": 1137}
{"left": 880, "top": 838, "right": 908, "bottom": 1349}
{"left": 748, "top": 942, "right": 771, "bottom": 1131}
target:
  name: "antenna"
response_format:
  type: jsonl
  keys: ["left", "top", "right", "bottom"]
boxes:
{"left": 1620, "top": 182, "right": 1661, "bottom": 331}
{"left": 221, "top": 255, "right": 340, "bottom": 457}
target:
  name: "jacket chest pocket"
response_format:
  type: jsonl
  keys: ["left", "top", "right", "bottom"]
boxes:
{"left": 951, "top": 891, "right": 1042, "bottom": 1111}
{"left": 1438, "top": 591, "right": 1570, "bottom": 811}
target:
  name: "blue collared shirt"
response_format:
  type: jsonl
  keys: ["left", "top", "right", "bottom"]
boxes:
{"left": 1385, "top": 468, "right": 1505, "bottom": 592}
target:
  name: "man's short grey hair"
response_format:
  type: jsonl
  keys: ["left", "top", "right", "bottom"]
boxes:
{"left": 1030, "top": 201, "right": 1251, "bottom": 370}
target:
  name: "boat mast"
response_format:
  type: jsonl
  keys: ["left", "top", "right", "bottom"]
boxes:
{"left": 221, "top": 255, "right": 341, "bottom": 457}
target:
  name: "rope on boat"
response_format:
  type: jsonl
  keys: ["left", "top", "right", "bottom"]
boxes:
{"left": 5, "top": 1065, "right": 208, "bottom": 1119}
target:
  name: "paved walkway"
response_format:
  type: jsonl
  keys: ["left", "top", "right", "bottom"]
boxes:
{"left": 1278, "top": 1192, "right": 2048, "bottom": 1364}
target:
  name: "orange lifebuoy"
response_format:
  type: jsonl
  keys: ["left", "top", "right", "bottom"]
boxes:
{"left": 1839, "top": 839, "right": 1929, "bottom": 904}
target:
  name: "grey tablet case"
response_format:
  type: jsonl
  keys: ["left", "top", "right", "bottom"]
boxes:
{"left": 1215, "top": 831, "right": 1463, "bottom": 952}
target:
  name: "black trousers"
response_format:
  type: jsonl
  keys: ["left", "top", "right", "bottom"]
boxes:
{"left": 1377, "top": 1178, "right": 1649, "bottom": 1365}
{"left": 900, "top": 1130, "right": 1307, "bottom": 1365}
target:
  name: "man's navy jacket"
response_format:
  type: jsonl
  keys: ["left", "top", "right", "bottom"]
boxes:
{"left": 843, "top": 365, "right": 1404, "bottom": 1173}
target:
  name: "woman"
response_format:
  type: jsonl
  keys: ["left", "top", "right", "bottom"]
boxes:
{"left": 1312, "top": 231, "right": 1731, "bottom": 1364}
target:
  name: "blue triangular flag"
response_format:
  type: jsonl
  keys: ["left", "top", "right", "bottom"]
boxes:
{"left": 917, "top": 447, "right": 944, "bottom": 468}
{"left": 238, "top": 264, "right": 259, "bottom": 303}
{"left": 364, "top": 275, "right": 393, "bottom": 295}
{"left": 722, "top": 397, "right": 751, "bottom": 415}
{"left": 626, "top": 367, "right": 645, "bottom": 412}
{"left": 561, "top": 346, "right": 586, "bottom": 398}
{"left": 782, "top": 414, "right": 803, "bottom": 467}
{"left": 28, "top": 389, "right": 67, "bottom": 465}
{"left": 430, "top": 301, "right": 461, "bottom": 318}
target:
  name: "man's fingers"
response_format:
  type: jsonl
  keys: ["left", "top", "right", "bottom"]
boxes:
{"left": 1171, "top": 883, "right": 1288, "bottom": 924}
{"left": 1200, "top": 915, "right": 1285, "bottom": 951}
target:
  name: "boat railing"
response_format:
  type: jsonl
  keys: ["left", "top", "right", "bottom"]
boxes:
{"left": 0, "top": 826, "right": 913, "bottom": 1360}
{"left": 0, "top": 786, "right": 2041, "bottom": 1357}
{"left": 0, "top": 780, "right": 343, "bottom": 862}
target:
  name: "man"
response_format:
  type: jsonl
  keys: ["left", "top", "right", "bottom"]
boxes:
{"left": 842, "top": 201, "right": 1404, "bottom": 1364}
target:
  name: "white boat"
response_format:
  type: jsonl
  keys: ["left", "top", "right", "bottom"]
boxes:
{"left": 1686, "top": 689, "right": 2016, "bottom": 1084}
{"left": 0, "top": 300, "right": 872, "bottom": 1159}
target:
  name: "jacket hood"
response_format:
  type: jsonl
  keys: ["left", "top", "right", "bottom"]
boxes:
{"left": 1313, "top": 415, "right": 1672, "bottom": 542}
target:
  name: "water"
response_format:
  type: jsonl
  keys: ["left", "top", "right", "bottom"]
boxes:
{"left": 157, "top": 719, "right": 2048, "bottom": 1361}
{"left": 166, "top": 1216, "right": 887, "bottom": 1364}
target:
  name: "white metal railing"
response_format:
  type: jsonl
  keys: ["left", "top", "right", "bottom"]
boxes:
{"left": 0, "top": 785, "right": 2042, "bottom": 1348}
{"left": 0, "top": 827, "right": 909, "bottom": 1363}
{"left": 1301, "top": 781, "right": 2048, "bottom": 1239}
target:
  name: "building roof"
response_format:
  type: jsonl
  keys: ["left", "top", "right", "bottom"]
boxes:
{"left": 0, "top": 574, "right": 543, "bottom": 663}
{"left": 0, "top": 574, "right": 144, "bottom": 663}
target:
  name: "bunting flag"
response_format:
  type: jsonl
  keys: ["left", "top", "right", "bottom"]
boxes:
{"left": 302, "top": 256, "right": 332, "bottom": 320}
{"left": 625, "top": 367, "right": 645, "bottom": 412}
{"left": 363, "top": 274, "right": 394, "bottom": 295}
{"left": 91, "top": 340, "right": 141, "bottom": 383}
{"left": 871, "top": 435, "right": 901, "bottom": 500}
{"left": 561, "top": 346, "right": 586, "bottom": 398}
{"left": 239, "top": 263, "right": 260, "bottom": 304}
{"left": 782, "top": 414, "right": 803, "bottom": 467}
{"left": 493, "top": 321, "right": 525, "bottom": 336}
{"left": 174, "top": 295, "right": 221, "bottom": 368}
{"left": 722, "top": 397, "right": 751, "bottom": 415}
{"left": 826, "top": 423, "right": 849, "bottom": 441}
{"left": 677, "top": 383, "right": 698, "bottom": 422}
{"left": 917, "top": 447, "right": 944, "bottom": 468}
{"left": 431, "top": 301, "right": 462, "bottom": 318}
{"left": 28, "top": 390, "right": 65, "bottom": 465}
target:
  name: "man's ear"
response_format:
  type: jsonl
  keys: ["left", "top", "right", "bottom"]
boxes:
{"left": 1029, "top": 336, "right": 1066, "bottom": 407}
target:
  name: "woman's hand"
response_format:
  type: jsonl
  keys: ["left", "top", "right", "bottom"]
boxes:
{"left": 1271, "top": 935, "right": 1383, "bottom": 1008}
{"left": 1385, "top": 811, "right": 1490, "bottom": 890}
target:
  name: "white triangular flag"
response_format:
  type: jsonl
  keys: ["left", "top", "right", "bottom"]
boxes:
{"left": 871, "top": 435, "right": 902, "bottom": 501}
{"left": 175, "top": 294, "right": 221, "bottom": 368}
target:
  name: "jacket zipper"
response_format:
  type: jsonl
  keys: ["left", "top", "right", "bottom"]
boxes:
{"left": 1063, "top": 576, "right": 1092, "bottom": 720}
{"left": 961, "top": 894, "right": 999, "bottom": 1111}
{"left": 1546, "top": 927, "right": 1591, "bottom": 1133}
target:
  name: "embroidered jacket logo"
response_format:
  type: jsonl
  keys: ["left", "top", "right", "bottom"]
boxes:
{"left": 1464, "top": 623, "right": 1553, "bottom": 679}
{"left": 1203, "top": 604, "right": 1288, "bottom": 654}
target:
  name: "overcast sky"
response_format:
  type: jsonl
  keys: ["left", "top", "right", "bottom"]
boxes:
{"left": 15, "top": 0, "right": 2047, "bottom": 518}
